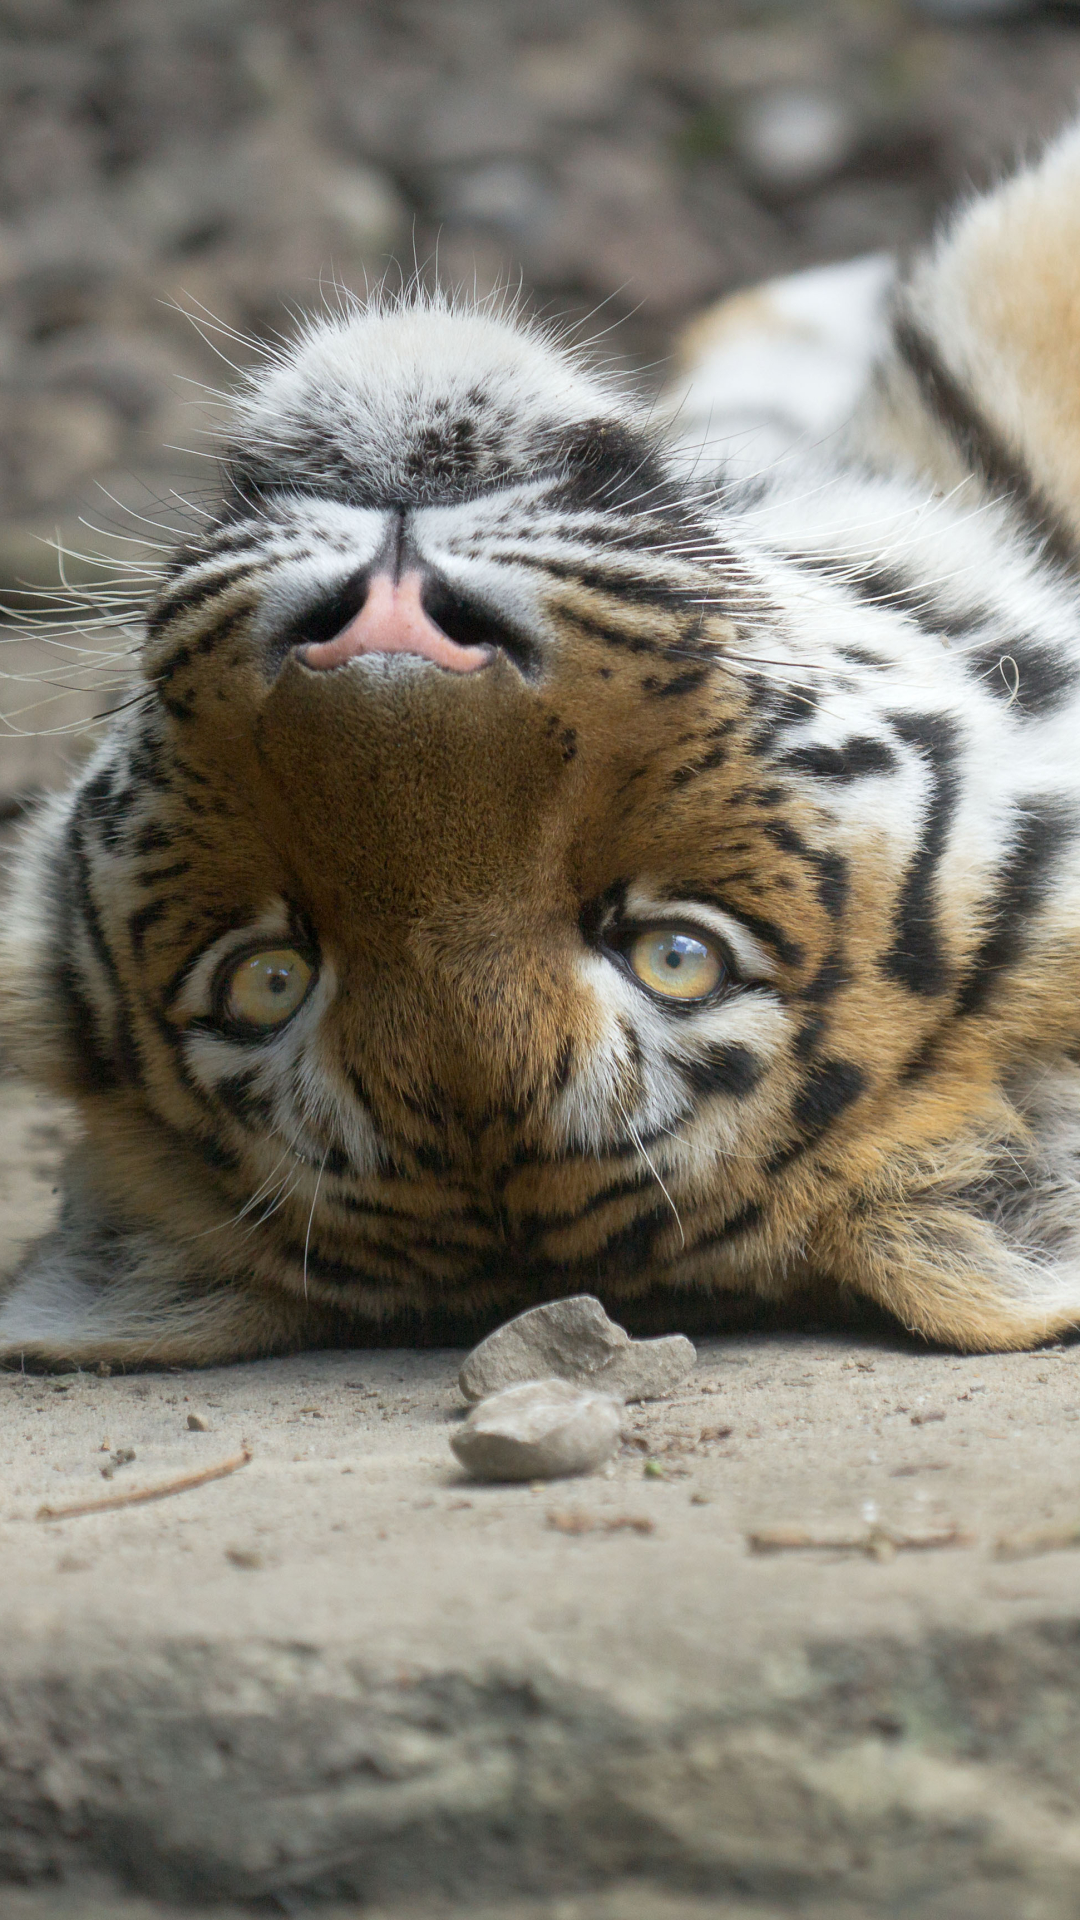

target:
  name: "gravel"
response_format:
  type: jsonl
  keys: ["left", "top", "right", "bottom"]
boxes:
{"left": 2, "top": 0, "right": 1080, "bottom": 554}
{"left": 2, "top": 0, "right": 1080, "bottom": 806}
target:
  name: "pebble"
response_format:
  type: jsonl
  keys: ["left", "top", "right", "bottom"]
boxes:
{"left": 735, "top": 90, "right": 855, "bottom": 195}
{"left": 450, "top": 1378, "right": 624, "bottom": 1483}
{"left": 458, "top": 1295, "right": 695, "bottom": 1405}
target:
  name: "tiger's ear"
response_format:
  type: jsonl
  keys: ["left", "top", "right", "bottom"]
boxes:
{"left": 807, "top": 1069, "right": 1080, "bottom": 1352}
{"left": 850, "top": 117, "right": 1080, "bottom": 555}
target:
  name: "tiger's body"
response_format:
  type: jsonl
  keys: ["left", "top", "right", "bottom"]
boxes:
{"left": 4, "top": 122, "right": 1080, "bottom": 1366}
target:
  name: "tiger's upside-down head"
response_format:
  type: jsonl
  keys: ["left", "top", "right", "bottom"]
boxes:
{"left": 7, "top": 120, "right": 1080, "bottom": 1367}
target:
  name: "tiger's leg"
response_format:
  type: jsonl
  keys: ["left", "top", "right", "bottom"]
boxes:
{"left": 0, "top": 1156, "right": 341, "bottom": 1371}
{"left": 665, "top": 254, "right": 895, "bottom": 478}
{"left": 807, "top": 1068, "right": 1080, "bottom": 1353}
{"left": 847, "top": 118, "right": 1080, "bottom": 553}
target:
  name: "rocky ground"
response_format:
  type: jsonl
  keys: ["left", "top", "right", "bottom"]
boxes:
{"left": 5, "top": 0, "right": 1080, "bottom": 535}
{"left": 3, "top": 0, "right": 1080, "bottom": 795}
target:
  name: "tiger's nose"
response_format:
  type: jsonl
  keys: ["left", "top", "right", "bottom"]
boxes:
{"left": 300, "top": 571, "right": 494, "bottom": 675}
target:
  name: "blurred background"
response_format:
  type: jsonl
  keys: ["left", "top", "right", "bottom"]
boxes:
{"left": 2, "top": 0, "right": 1080, "bottom": 807}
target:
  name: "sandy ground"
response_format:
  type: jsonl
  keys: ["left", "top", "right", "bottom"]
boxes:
{"left": 4, "top": 1079, "right": 1080, "bottom": 1917}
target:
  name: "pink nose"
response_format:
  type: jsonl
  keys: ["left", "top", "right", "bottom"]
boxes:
{"left": 300, "top": 571, "right": 492, "bottom": 674}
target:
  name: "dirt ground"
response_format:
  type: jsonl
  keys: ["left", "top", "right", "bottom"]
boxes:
{"left": 5, "top": 1081, "right": 1080, "bottom": 1917}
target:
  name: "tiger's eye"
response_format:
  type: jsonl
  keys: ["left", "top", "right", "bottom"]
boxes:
{"left": 626, "top": 929, "right": 724, "bottom": 1001}
{"left": 224, "top": 948, "right": 313, "bottom": 1029}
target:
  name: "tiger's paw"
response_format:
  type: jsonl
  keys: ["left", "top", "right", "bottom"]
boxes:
{"left": 0, "top": 1212, "right": 330, "bottom": 1371}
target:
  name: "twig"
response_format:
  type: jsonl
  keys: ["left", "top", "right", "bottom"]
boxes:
{"left": 994, "top": 1522, "right": 1080, "bottom": 1562}
{"left": 36, "top": 1447, "right": 251, "bottom": 1521}
{"left": 547, "top": 1509, "right": 655, "bottom": 1536}
{"left": 748, "top": 1523, "right": 972, "bottom": 1562}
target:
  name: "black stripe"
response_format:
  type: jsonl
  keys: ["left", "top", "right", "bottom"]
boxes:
{"left": 880, "top": 712, "right": 959, "bottom": 996}
{"left": 780, "top": 736, "right": 898, "bottom": 782}
{"left": 126, "top": 729, "right": 171, "bottom": 791}
{"left": 163, "top": 518, "right": 268, "bottom": 577}
{"left": 793, "top": 1057, "right": 865, "bottom": 1133}
{"left": 669, "top": 741, "right": 730, "bottom": 787}
{"left": 214, "top": 1071, "right": 275, "bottom": 1128}
{"left": 136, "top": 860, "right": 191, "bottom": 888}
{"left": 762, "top": 821, "right": 848, "bottom": 919}
{"left": 330, "top": 1192, "right": 495, "bottom": 1229}
{"left": 956, "top": 799, "right": 1076, "bottom": 1016}
{"left": 79, "top": 763, "right": 140, "bottom": 852}
{"left": 523, "top": 554, "right": 709, "bottom": 613}
{"left": 153, "top": 607, "right": 253, "bottom": 687}
{"left": 197, "top": 1135, "right": 242, "bottom": 1173}
{"left": 839, "top": 644, "right": 890, "bottom": 669}
{"left": 541, "top": 418, "right": 676, "bottom": 513}
{"left": 963, "top": 638, "right": 1079, "bottom": 718}
{"left": 149, "top": 562, "right": 266, "bottom": 634}
{"left": 567, "top": 608, "right": 665, "bottom": 656}
{"left": 128, "top": 897, "right": 169, "bottom": 956}
{"left": 641, "top": 664, "right": 712, "bottom": 700}
{"left": 800, "top": 951, "right": 849, "bottom": 1002}
{"left": 62, "top": 808, "right": 139, "bottom": 1085}
{"left": 678, "top": 1042, "right": 762, "bottom": 1100}
{"left": 685, "top": 1198, "right": 764, "bottom": 1254}
{"left": 134, "top": 821, "right": 174, "bottom": 855}
{"left": 766, "top": 1058, "right": 866, "bottom": 1173}
{"left": 895, "top": 312, "right": 1076, "bottom": 567}
{"left": 793, "top": 950, "right": 849, "bottom": 1062}
{"left": 796, "top": 555, "right": 982, "bottom": 641}
{"left": 749, "top": 684, "right": 819, "bottom": 755}
{"left": 724, "top": 907, "right": 805, "bottom": 971}
{"left": 898, "top": 1033, "right": 941, "bottom": 1084}
{"left": 527, "top": 1170, "right": 659, "bottom": 1232}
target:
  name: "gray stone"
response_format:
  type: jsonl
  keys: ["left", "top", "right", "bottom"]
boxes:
{"left": 735, "top": 89, "right": 856, "bottom": 195}
{"left": 459, "top": 1294, "right": 696, "bottom": 1404}
{"left": 450, "top": 1377, "right": 623, "bottom": 1482}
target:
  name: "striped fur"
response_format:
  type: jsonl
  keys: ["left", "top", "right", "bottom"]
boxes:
{"left": 6, "top": 124, "right": 1080, "bottom": 1365}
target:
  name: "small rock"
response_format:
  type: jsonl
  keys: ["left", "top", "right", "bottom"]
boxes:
{"left": 186, "top": 1412, "right": 210, "bottom": 1431}
{"left": 459, "top": 1295, "right": 695, "bottom": 1404}
{"left": 735, "top": 89, "right": 855, "bottom": 195}
{"left": 450, "top": 1379, "right": 623, "bottom": 1483}
{"left": 224, "top": 1547, "right": 263, "bottom": 1570}
{"left": 99, "top": 1446, "right": 135, "bottom": 1480}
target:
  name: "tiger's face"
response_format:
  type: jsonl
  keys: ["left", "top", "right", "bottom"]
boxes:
{"left": 56, "top": 303, "right": 849, "bottom": 1316}
{"left": 14, "top": 295, "right": 1080, "bottom": 1355}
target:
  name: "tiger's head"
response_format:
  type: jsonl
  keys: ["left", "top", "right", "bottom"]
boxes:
{"left": 6, "top": 284, "right": 1080, "bottom": 1365}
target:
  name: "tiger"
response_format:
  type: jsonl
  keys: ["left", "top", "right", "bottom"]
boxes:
{"left": 4, "top": 118, "right": 1080, "bottom": 1370}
